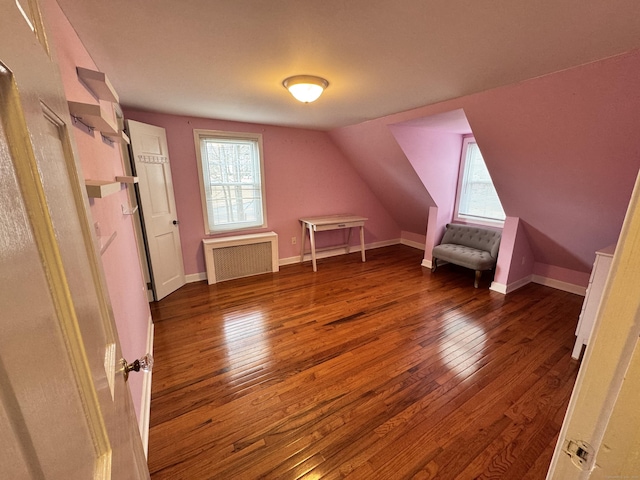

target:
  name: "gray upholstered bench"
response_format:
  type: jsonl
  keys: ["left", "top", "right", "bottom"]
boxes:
{"left": 431, "top": 223, "right": 502, "bottom": 288}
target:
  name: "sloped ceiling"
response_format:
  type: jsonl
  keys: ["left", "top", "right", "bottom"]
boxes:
{"left": 53, "top": 0, "right": 640, "bottom": 275}
{"left": 330, "top": 50, "right": 640, "bottom": 273}
{"left": 465, "top": 52, "right": 640, "bottom": 271}
{"left": 55, "top": 0, "right": 640, "bottom": 130}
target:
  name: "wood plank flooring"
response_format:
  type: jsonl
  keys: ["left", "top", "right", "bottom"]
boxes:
{"left": 148, "top": 245, "right": 582, "bottom": 479}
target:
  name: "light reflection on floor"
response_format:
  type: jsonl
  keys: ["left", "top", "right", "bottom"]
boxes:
{"left": 436, "top": 311, "right": 487, "bottom": 379}
{"left": 222, "top": 309, "right": 272, "bottom": 374}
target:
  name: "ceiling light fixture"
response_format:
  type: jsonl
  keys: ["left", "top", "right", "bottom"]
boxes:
{"left": 282, "top": 75, "right": 329, "bottom": 103}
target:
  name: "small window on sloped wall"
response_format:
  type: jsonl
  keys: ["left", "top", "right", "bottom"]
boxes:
{"left": 454, "top": 136, "right": 505, "bottom": 226}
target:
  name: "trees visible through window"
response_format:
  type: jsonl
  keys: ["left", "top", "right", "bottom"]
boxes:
{"left": 194, "top": 130, "right": 266, "bottom": 233}
{"left": 455, "top": 137, "right": 505, "bottom": 224}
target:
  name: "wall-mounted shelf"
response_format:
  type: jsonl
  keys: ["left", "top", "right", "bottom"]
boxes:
{"left": 68, "top": 101, "right": 118, "bottom": 134}
{"left": 85, "top": 179, "right": 121, "bottom": 198}
{"left": 115, "top": 176, "right": 138, "bottom": 184}
{"left": 102, "top": 130, "right": 130, "bottom": 144}
{"left": 76, "top": 67, "right": 119, "bottom": 103}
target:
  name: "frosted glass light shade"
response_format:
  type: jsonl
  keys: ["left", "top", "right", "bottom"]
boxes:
{"left": 283, "top": 75, "right": 329, "bottom": 103}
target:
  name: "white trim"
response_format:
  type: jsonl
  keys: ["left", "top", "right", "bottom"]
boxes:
{"left": 139, "top": 315, "right": 154, "bottom": 458}
{"left": 369, "top": 239, "right": 403, "bottom": 250}
{"left": 202, "top": 232, "right": 279, "bottom": 284}
{"left": 401, "top": 237, "right": 426, "bottom": 250}
{"left": 189, "top": 243, "right": 586, "bottom": 297}
{"left": 425, "top": 259, "right": 450, "bottom": 269}
{"left": 491, "top": 275, "right": 584, "bottom": 295}
{"left": 454, "top": 137, "right": 506, "bottom": 226}
{"left": 546, "top": 170, "right": 640, "bottom": 479}
{"left": 491, "top": 274, "right": 534, "bottom": 294}
{"left": 507, "top": 274, "right": 533, "bottom": 293}
{"left": 186, "top": 272, "right": 207, "bottom": 283}
{"left": 280, "top": 239, "right": 402, "bottom": 266}
{"left": 193, "top": 129, "right": 267, "bottom": 235}
{"left": 532, "top": 274, "right": 586, "bottom": 296}
{"left": 489, "top": 281, "right": 507, "bottom": 294}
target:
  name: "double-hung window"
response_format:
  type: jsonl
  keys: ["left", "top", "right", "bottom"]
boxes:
{"left": 194, "top": 130, "right": 267, "bottom": 233}
{"left": 454, "top": 137, "right": 505, "bottom": 225}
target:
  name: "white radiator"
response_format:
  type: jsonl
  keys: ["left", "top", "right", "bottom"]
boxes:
{"left": 203, "top": 232, "right": 279, "bottom": 284}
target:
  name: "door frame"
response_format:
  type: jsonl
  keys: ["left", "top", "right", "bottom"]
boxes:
{"left": 125, "top": 119, "right": 186, "bottom": 301}
{"left": 0, "top": 0, "right": 150, "bottom": 475}
{"left": 121, "top": 126, "right": 156, "bottom": 301}
{"left": 547, "top": 169, "right": 640, "bottom": 477}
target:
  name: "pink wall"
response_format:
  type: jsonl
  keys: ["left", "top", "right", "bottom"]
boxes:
{"left": 388, "top": 125, "right": 462, "bottom": 214}
{"left": 505, "top": 218, "right": 535, "bottom": 286}
{"left": 328, "top": 120, "right": 434, "bottom": 234}
{"left": 122, "top": 109, "right": 401, "bottom": 276}
{"left": 533, "top": 263, "right": 591, "bottom": 287}
{"left": 49, "top": 0, "right": 640, "bottom": 294}
{"left": 388, "top": 110, "right": 468, "bottom": 262}
{"left": 425, "top": 207, "right": 441, "bottom": 261}
{"left": 45, "top": 0, "right": 151, "bottom": 421}
{"left": 401, "top": 230, "right": 427, "bottom": 248}
{"left": 493, "top": 217, "right": 535, "bottom": 287}
{"left": 330, "top": 49, "right": 640, "bottom": 287}
{"left": 465, "top": 52, "right": 639, "bottom": 274}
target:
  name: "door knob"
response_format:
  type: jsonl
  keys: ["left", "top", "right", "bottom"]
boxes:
{"left": 122, "top": 353, "right": 154, "bottom": 381}
{"left": 172, "top": 220, "right": 179, "bottom": 225}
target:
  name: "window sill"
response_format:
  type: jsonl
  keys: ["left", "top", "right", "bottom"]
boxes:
{"left": 453, "top": 217, "right": 505, "bottom": 229}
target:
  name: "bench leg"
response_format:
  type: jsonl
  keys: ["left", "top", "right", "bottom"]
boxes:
{"left": 431, "top": 258, "right": 437, "bottom": 272}
{"left": 474, "top": 270, "right": 482, "bottom": 288}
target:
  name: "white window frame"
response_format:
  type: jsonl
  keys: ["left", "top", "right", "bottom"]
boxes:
{"left": 453, "top": 136, "right": 505, "bottom": 227}
{"left": 194, "top": 129, "right": 267, "bottom": 234}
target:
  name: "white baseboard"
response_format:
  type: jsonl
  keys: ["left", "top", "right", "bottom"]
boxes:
{"left": 507, "top": 275, "right": 534, "bottom": 293}
{"left": 185, "top": 272, "right": 207, "bottom": 283}
{"left": 489, "top": 281, "right": 507, "bottom": 294}
{"left": 490, "top": 274, "right": 585, "bottom": 296}
{"left": 139, "top": 315, "right": 154, "bottom": 458}
{"left": 190, "top": 240, "right": 418, "bottom": 271}
{"left": 424, "top": 259, "right": 450, "bottom": 269}
{"left": 532, "top": 274, "right": 586, "bottom": 296}
{"left": 279, "top": 239, "right": 401, "bottom": 266}
{"left": 491, "top": 274, "right": 534, "bottom": 294}
{"left": 401, "top": 238, "right": 425, "bottom": 250}
{"left": 491, "top": 274, "right": 584, "bottom": 296}
{"left": 187, "top": 246, "right": 587, "bottom": 298}
{"left": 371, "top": 239, "right": 403, "bottom": 250}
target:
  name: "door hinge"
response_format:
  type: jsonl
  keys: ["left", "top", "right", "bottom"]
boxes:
{"left": 146, "top": 282, "right": 152, "bottom": 290}
{"left": 563, "top": 438, "right": 594, "bottom": 470}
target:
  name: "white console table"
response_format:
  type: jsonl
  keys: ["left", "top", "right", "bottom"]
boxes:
{"left": 299, "top": 214, "right": 367, "bottom": 272}
{"left": 572, "top": 243, "right": 616, "bottom": 359}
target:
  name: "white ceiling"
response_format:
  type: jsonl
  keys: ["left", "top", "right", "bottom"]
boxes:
{"left": 56, "top": 0, "right": 640, "bottom": 130}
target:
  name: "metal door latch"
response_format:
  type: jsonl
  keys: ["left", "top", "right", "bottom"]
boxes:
{"left": 563, "top": 438, "right": 594, "bottom": 470}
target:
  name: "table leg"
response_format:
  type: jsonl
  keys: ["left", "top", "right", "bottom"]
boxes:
{"left": 346, "top": 227, "right": 352, "bottom": 254}
{"left": 309, "top": 225, "right": 317, "bottom": 272}
{"left": 299, "top": 221, "right": 306, "bottom": 263}
{"left": 360, "top": 226, "right": 366, "bottom": 263}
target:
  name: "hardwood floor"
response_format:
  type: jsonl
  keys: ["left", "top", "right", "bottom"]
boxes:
{"left": 148, "top": 245, "right": 582, "bottom": 479}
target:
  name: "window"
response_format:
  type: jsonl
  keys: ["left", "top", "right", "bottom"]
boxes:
{"left": 454, "top": 137, "right": 505, "bottom": 225}
{"left": 194, "top": 130, "right": 267, "bottom": 233}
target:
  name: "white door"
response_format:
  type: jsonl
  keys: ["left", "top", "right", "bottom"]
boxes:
{"left": 127, "top": 120, "right": 186, "bottom": 301}
{"left": 0, "top": 1, "right": 149, "bottom": 478}
{"left": 547, "top": 170, "right": 640, "bottom": 478}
